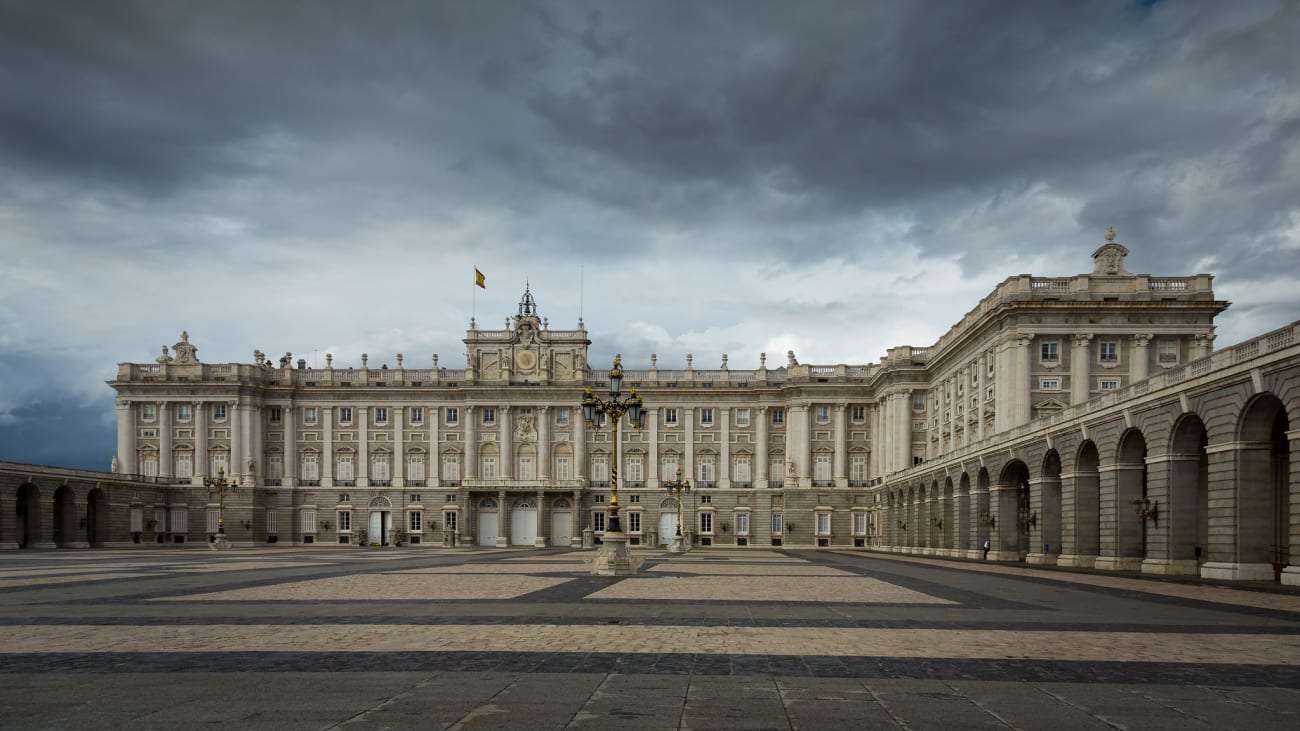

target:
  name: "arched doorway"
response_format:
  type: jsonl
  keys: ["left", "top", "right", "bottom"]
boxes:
{"left": 551, "top": 497, "right": 575, "bottom": 548}
{"left": 367, "top": 496, "right": 392, "bottom": 546}
{"left": 87, "top": 488, "right": 108, "bottom": 547}
{"left": 1113, "top": 429, "right": 1148, "bottom": 569}
{"left": 657, "top": 497, "right": 678, "bottom": 547}
{"left": 509, "top": 497, "right": 537, "bottom": 546}
{"left": 477, "top": 497, "right": 499, "bottom": 547}
{"left": 1169, "top": 414, "right": 1209, "bottom": 573}
{"left": 957, "top": 473, "right": 972, "bottom": 556}
{"left": 941, "top": 477, "right": 954, "bottom": 554}
{"left": 1064, "top": 441, "right": 1101, "bottom": 567}
{"left": 1035, "top": 451, "right": 1062, "bottom": 565}
{"left": 53, "top": 485, "right": 75, "bottom": 548}
{"left": 975, "top": 468, "right": 991, "bottom": 552}
{"left": 16, "top": 483, "right": 41, "bottom": 548}
{"left": 1236, "top": 395, "right": 1291, "bottom": 581}
{"left": 997, "top": 460, "right": 1031, "bottom": 560}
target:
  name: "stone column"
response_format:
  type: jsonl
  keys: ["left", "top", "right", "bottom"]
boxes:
{"left": 719, "top": 407, "right": 730, "bottom": 488}
{"left": 322, "top": 407, "right": 334, "bottom": 487}
{"left": 229, "top": 401, "right": 244, "bottom": 484}
{"left": 116, "top": 400, "right": 136, "bottom": 476}
{"left": 496, "top": 488, "right": 508, "bottom": 548}
{"left": 1071, "top": 334, "right": 1093, "bottom": 405}
{"left": 538, "top": 406, "right": 551, "bottom": 482}
{"left": 465, "top": 406, "right": 478, "bottom": 480}
{"left": 194, "top": 402, "right": 208, "bottom": 484}
{"left": 357, "top": 407, "right": 369, "bottom": 487}
{"left": 248, "top": 402, "right": 262, "bottom": 486}
{"left": 833, "top": 403, "right": 848, "bottom": 486}
{"left": 896, "top": 393, "right": 910, "bottom": 473}
{"left": 1194, "top": 333, "right": 1215, "bottom": 361}
{"left": 158, "top": 402, "right": 173, "bottom": 478}
{"left": 499, "top": 405, "right": 512, "bottom": 480}
{"left": 393, "top": 406, "right": 405, "bottom": 488}
{"left": 878, "top": 398, "right": 890, "bottom": 475}
{"left": 1132, "top": 334, "right": 1151, "bottom": 383}
{"left": 572, "top": 488, "right": 584, "bottom": 547}
{"left": 429, "top": 406, "right": 440, "bottom": 486}
{"left": 756, "top": 406, "right": 769, "bottom": 487}
{"left": 683, "top": 407, "right": 695, "bottom": 482}
{"left": 1015, "top": 335, "right": 1033, "bottom": 426}
{"left": 283, "top": 405, "right": 296, "bottom": 487}
{"left": 646, "top": 407, "right": 659, "bottom": 488}
{"left": 975, "top": 357, "right": 987, "bottom": 442}
{"left": 995, "top": 337, "right": 1016, "bottom": 433}
{"left": 535, "top": 488, "right": 547, "bottom": 547}
{"left": 574, "top": 410, "right": 586, "bottom": 481}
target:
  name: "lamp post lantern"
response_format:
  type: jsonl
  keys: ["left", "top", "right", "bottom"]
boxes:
{"left": 204, "top": 467, "right": 238, "bottom": 550}
{"left": 663, "top": 470, "right": 691, "bottom": 553}
{"left": 582, "top": 355, "right": 646, "bottom": 575}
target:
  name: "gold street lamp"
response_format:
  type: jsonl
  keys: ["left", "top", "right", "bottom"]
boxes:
{"left": 204, "top": 467, "right": 237, "bottom": 547}
{"left": 581, "top": 355, "right": 646, "bottom": 575}
{"left": 663, "top": 470, "right": 691, "bottom": 553}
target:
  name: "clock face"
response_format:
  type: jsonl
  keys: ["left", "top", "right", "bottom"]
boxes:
{"left": 515, "top": 349, "right": 537, "bottom": 371}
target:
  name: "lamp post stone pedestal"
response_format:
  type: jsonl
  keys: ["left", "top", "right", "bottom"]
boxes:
{"left": 582, "top": 356, "right": 646, "bottom": 577}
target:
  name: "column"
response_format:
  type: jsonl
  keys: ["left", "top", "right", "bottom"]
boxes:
{"left": 283, "top": 405, "right": 296, "bottom": 487}
{"left": 499, "top": 405, "right": 512, "bottom": 480}
{"left": 229, "top": 400, "right": 244, "bottom": 483}
{"left": 357, "top": 407, "right": 369, "bottom": 487}
{"left": 574, "top": 409, "right": 586, "bottom": 481}
{"left": 896, "top": 393, "right": 910, "bottom": 472}
{"left": 194, "top": 402, "right": 208, "bottom": 484}
{"left": 1132, "top": 333, "right": 1151, "bottom": 382}
{"left": 496, "top": 488, "right": 508, "bottom": 547}
{"left": 802, "top": 404, "right": 814, "bottom": 483}
{"left": 116, "top": 400, "right": 137, "bottom": 475}
{"left": 429, "top": 406, "right": 440, "bottom": 486}
{"left": 976, "top": 356, "right": 987, "bottom": 442}
{"left": 538, "top": 406, "right": 551, "bottom": 482}
{"left": 465, "top": 406, "right": 478, "bottom": 480}
{"left": 1015, "top": 335, "right": 1033, "bottom": 426}
{"left": 1194, "top": 333, "right": 1215, "bottom": 360}
{"left": 157, "top": 402, "right": 172, "bottom": 478}
{"left": 756, "top": 406, "right": 769, "bottom": 487}
{"left": 535, "top": 488, "right": 547, "bottom": 547}
{"left": 248, "top": 402, "right": 262, "bottom": 486}
{"left": 322, "top": 407, "right": 334, "bottom": 487}
{"left": 646, "top": 407, "right": 659, "bottom": 488}
{"left": 393, "top": 406, "right": 405, "bottom": 488}
{"left": 960, "top": 369, "right": 972, "bottom": 448}
{"left": 833, "top": 403, "right": 847, "bottom": 485}
{"left": 683, "top": 408, "right": 695, "bottom": 481}
{"left": 877, "top": 398, "right": 890, "bottom": 475}
{"left": 1071, "top": 334, "right": 1092, "bottom": 405}
{"left": 719, "top": 407, "right": 730, "bottom": 488}
{"left": 995, "top": 337, "right": 1016, "bottom": 433}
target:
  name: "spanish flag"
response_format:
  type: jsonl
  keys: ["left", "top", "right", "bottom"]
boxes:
{"left": 475, "top": 268, "right": 486, "bottom": 289}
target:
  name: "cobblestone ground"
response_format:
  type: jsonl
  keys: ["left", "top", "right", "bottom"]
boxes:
{"left": 1, "top": 547, "right": 1298, "bottom": 730}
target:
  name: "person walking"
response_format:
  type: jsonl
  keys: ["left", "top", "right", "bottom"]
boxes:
{"left": 982, "top": 538, "right": 991, "bottom": 560}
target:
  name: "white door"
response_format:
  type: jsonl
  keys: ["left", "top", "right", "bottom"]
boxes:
{"left": 551, "top": 512, "right": 573, "bottom": 547}
{"left": 659, "top": 512, "right": 677, "bottom": 545}
{"left": 368, "top": 511, "right": 390, "bottom": 544}
{"left": 510, "top": 507, "right": 537, "bottom": 545}
{"left": 478, "top": 513, "right": 498, "bottom": 547}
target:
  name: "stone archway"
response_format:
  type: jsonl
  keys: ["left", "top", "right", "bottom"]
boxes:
{"left": 1231, "top": 394, "right": 1291, "bottom": 581}
{"left": 1062, "top": 441, "right": 1101, "bottom": 567}
{"left": 957, "top": 473, "right": 973, "bottom": 556}
{"left": 16, "top": 483, "right": 41, "bottom": 549}
{"left": 53, "top": 485, "right": 75, "bottom": 548}
{"left": 975, "top": 467, "right": 991, "bottom": 552}
{"left": 941, "top": 477, "right": 955, "bottom": 554}
{"left": 996, "top": 460, "right": 1031, "bottom": 560}
{"left": 1106, "top": 428, "right": 1148, "bottom": 571}
{"left": 1167, "top": 414, "right": 1209, "bottom": 574}
{"left": 87, "top": 488, "right": 108, "bottom": 548}
{"left": 1031, "top": 450, "right": 1062, "bottom": 565}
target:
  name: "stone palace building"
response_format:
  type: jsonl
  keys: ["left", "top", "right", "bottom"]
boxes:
{"left": 4, "top": 229, "right": 1297, "bottom": 585}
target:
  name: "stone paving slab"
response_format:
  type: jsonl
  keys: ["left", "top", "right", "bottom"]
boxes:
{"left": 154, "top": 573, "right": 572, "bottom": 601}
{"left": 588, "top": 575, "right": 957, "bottom": 604}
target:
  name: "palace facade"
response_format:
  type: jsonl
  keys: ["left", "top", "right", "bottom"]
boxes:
{"left": 94, "top": 229, "right": 1257, "bottom": 559}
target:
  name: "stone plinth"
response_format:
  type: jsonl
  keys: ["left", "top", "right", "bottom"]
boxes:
{"left": 590, "top": 531, "right": 637, "bottom": 576}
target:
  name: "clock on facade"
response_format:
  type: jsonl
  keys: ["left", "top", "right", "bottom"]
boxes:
{"left": 515, "top": 349, "right": 537, "bottom": 371}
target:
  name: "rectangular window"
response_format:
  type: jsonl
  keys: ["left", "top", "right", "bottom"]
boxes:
{"left": 699, "top": 408, "right": 714, "bottom": 426}
{"left": 442, "top": 455, "right": 460, "bottom": 482}
{"left": 913, "top": 394, "right": 925, "bottom": 411}
{"left": 141, "top": 453, "right": 159, "bottom": 477}
{"left": 211, "top": 452, "right": 228, "bottom": 478}
{"left": 591, "top": 454, "right": 608, "bottom": 482}
{"left": 213, "top": 403, "right": 227, "bottom": 421}
{"left": 481, "top": 456, "right": 497, "bottom": 480}
{"left": 554, "top": 408, "right": 570, "bottom": 426}
{"left": 300, "top": 453, "right": 319, "bottom": 481}
{"left": 374, "top": 407, "right": 389, "bottom": 425}
{"left": 853, "top": 512, "right": 867, "bottom": 535}
{"left": 663, "top": 408, "right": 678, "bottom": 426}
{"left": 269, "top": 407, "right": 283, "bottom": 424}
{"left": 699, "top": 512, "right": 713, "bottom": 533}
{"left": 130, "top": 507, "right": 143, "bottom": 533}
{"left": 734, "top": 409, "right": 750, "bottom": 427}
{"left": 336, "top": 454, "right": 354, "bottom": 481}
{"left": 142, "top": 403, "right": 157, "bottom": 422}
{"left": 518, "top": 455, "right": 536, "bottom": 480}
{"left": 409, "top": 512, "right": 422, "bottom": 532}
{"left": 1099, "top": 378, "right": 1120, "bottom": 390}
{"left": 771, "top": 513, "right": 783, "bottom": 534}
{"left": 444, "top": 511, "right": 458, "bottom": 533}
{"left": 339, "top": 493, "right": 351, "bottom": 503}
{"left": 593, "top": 511, "right": 606, "bottom": 532}
{"left": 268, "top": 454, "right": 283, "bottom": 479}
{"left": 175, "top": 452, "right": 193, "bottom": 479}
{"left": 697, "top": 457, "right": 716, "bottom": 483}
{"left": 372, "top": 454, "right": 390, "bottom": 481}
{"left": 769, "top": 458, "right": 784, "bottom": 485}
{"left": 407, "top": 454, "right": 425, "bottom": 481}
{"left": 851, "top": 405, "right": 866, "bottom": 422}
{"left": 170, "top": 507, "right": 188, "bottom": 533}
{"left": 1040, "top": 339, "right": 1060, "bottom": 363}
{"left": 177, "top": 404, "right": 192, "bottom": 422}
{"left": 338, "top": 407, "right": 353, "bottom": 425}
{"left": 1040, "top": 378, "right": 1061, "bottom": 391}
{"left": 555, "top": 456, "right": 572, "bottom": 480}
{"left": 626, "top": 456, "right": 644, "bottom": 482}
{"left": 816, "top": 513, "right": 831, "bottom": 535}
{"left": 303, "top": 407, "right": 318, "bottom": 425}
{"left": 1099, "top": 340, "right": 1118, "bottom": 363}
{"left": 661, "top": 456, "right": 680, "bottom": 482}
{"left": 482, "top": 407, "right": 496, "bottom": 425}
{"left": 628, "top": 511, "right": 641, "bottom": 533}
{"left": 771, "top": 407, "right": 785, "bottom": 425}
{"left": 813, "top": 454, "right": 832, "bottom": 483}
{"left": 264, "top": 510, "right": 278, "bottom": 534}
{"left": 338, "top": 510, "right": 351, "bottom": 532}
{"left": 206, "top": 509, "right": 219, "bottom": 533}
{"left": 1158, "top": 339, "right": 1178, "bottom": 364}
{"left": 735, "top": 512, "right": 750, "bottom": 535}
{"left": 988, "top": 350, "right": 996, "bottom": 376}
{"left": 699, "top": 495, "right": 711, "bottom": 504}
{"left": 815, "top": 405, "right": 830, "bottom": 423}
{"left": 445, "top": 407, "right": 459, "bottom": 426}
{"left": 409, "top": 407, "right": 424, "bottom": 425}
{"left": 850, "top": 456, "right": 867, "bottom": 482}
{"left": 733, "top": 457, "right": 751, "bottom": 483}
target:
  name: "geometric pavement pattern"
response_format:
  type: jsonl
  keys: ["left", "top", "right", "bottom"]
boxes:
{"left": 1, "top": 547, "right": 1298, "bottom": 729}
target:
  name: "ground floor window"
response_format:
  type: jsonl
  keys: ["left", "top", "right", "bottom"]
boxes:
{"left": 816, "top": 512, "right": 831, "bottom": 535}
{"left": 444, "top": 511, "right": 458, "bottom": 533}
{"left": 408, "top": 511, "right": 422, "bottom": 532}
{"left": 338, "top": 510, "right": 351, "bottom": 532}
{"left": 628, "top": 511, "right": 641, "bottom": 533}
{"left": 699, "top": 511, "right": 714, "bottom": 534}
{"left": 735, "top": 512, "right": 750, "bottom": 535}
{"left": 771, "top": 513, "right": 783, "bottom": 534}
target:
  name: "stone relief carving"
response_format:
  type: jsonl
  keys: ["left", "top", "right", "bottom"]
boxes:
{"left": 515, "top": 413, "right": 537, "bottom": 442}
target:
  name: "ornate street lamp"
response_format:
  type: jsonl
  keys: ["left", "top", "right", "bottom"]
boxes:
{"left": 663, "top": 470, "right": 691, "bottom": 553}
{"left": 581, "top": 355, "right": 646, "bottom": 575}
{"left": 204, "top": 467, "right": 238, "bottom": 549}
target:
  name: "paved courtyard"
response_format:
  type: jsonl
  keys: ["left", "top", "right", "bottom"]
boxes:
{"left": 1, "top": 547, "right": 1298, "bottom": 730}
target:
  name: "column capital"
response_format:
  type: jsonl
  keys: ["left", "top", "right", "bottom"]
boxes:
{"left": 1135, "top": 333, "right": 1153, "bottom": 347}
{"left": 1017, "top": 334, "right": 1034, "bottom": 348}
{"left": 1074, "top": 333, "right": 1094, "bottom": 347}
{"left": 538, "top": 405, "right": 550, "bottom": 413}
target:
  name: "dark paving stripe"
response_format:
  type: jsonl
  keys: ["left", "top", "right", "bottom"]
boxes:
{"left": 1, "top": 651, "right": 1297, "bottom": 686}
{"left": 2, "top": 615, "right": 1297, "bottom": 634}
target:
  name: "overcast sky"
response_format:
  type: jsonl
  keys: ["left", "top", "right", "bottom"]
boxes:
{"left": 2, "top": 0, "right": 1298, "bottom": 470}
